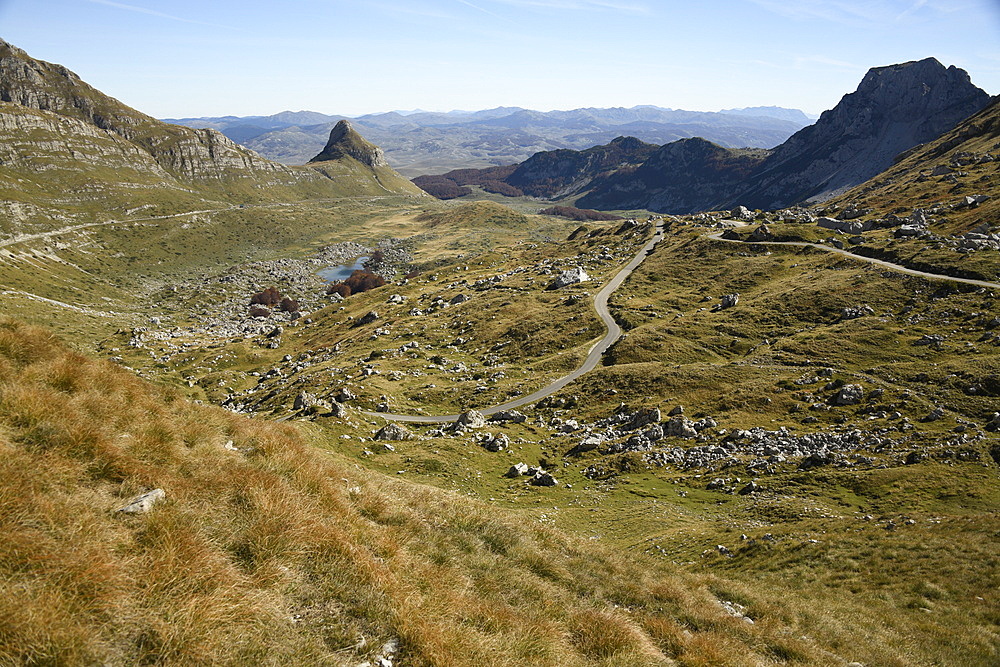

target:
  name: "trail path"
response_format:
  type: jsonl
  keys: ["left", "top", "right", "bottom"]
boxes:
{"left": 706, "top": 231, "right": 1000, "bottom": 290}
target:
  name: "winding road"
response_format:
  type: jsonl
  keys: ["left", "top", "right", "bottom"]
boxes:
{"left": 708, "top": 230, "right": 1000, "bottom": 290}
{"left": 369, "top": 223, "right": 1000, "bottom": 424}
{"left": 367, "top": 223, "right": 667, "bottom": 423}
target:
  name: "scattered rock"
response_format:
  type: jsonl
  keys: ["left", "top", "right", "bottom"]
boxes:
{"left": 116, "top": 489, "right": 166, "bottom": 514}
{"left": 832, "top": 384, "right": 864, "bottom": 406}
{"left": 374, "top": 423, "right": 413, "bottom": 441}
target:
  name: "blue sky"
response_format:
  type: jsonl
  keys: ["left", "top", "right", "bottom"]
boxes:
{"left": 2, "top": 0, "right": 998, "bottom": 118}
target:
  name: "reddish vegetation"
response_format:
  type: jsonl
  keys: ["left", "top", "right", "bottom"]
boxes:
{"left": 248, "top": 306, "right": 271, "bottom": 318}
{"left": 539, "top": 206, "right": 622, "bottom": 222}
{"left": 326, "top": 270, "right": 385, "bottom": 298}
{"left": 412, "top": 165, "right": 522, "bottom": 199}
{"left": 250, "top": 286, "right": 282, "bottom": 307}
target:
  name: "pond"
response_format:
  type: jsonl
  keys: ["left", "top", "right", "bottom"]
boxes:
{"left": 318, "top": 256, "right": 368, "bottom": 283}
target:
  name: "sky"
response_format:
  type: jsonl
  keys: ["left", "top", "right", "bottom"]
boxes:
{"left": 1, "top": 0, "right": 999, "bottom": 119}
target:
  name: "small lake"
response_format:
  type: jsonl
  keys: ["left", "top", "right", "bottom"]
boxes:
{"left": 318, "top": 256, "right": 368, "bottom": 283}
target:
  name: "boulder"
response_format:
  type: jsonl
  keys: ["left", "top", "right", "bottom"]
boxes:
{"left": 488, "top": 410, "right": 527, "bottom": 424}
{"left": 749, "top": 225, "right": 774, "bottom": 242}
{"left": 716, "top": 293, "right": 740, "bottom": 310}
{"left": 549, "top": 267, "right": 590, "bottom": 290}
{"left": 456, "top": 410, "right": 487, "bottom": 429}
{"left": 505, "top": 462, "right": 530, "bottom": 478}
{"left": 374, "top": 423, "right": 413, "bottom": 441}
{"left": 117, "top": 488, "right": 166, "bottom": 514}
{"left": 731, "top": 205, "right": 755, "bottom": 221}
{"left": 358, "top": 311, "right": 380, "bottom": 325}
{"left": 832, "top": 384, "right": 864, "bottom": 406}
{"left": 449, "top": 294, "right": 469, "bottom": 305}
{"left": 530, "top": 471, "right": 558, "bottom": 487}
{"left": 665, "top": 416, "right": 698, "bottom": 438}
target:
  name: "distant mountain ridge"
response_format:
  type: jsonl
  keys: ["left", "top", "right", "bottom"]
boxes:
{"left": 415, "top": 58, "right": 991, "bottom": 214}
{"left": 164, "top": 104, "right": 814, "bottom": 176}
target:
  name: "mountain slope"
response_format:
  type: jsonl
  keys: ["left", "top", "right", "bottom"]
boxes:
{"left": 0, "top": 317, "right": 841, "bottom": 665}
{"left": 734, "top": 57, "right": 992, "bottom": 208}
{"left": 827, "top": 96, "right": 1000, "bottom": 234}
{"left": 0, "top": 40, "right": 420, "bottom": 238}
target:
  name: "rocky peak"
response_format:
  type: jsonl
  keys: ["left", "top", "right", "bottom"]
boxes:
{"left": 309, "top": 119, "right": 388, "bottom": 167}
{"left": 733, "top": 57, "right": 991, "bottom": 208}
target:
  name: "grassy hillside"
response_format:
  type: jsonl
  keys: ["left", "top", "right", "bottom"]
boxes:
{"left": 0, "top": 317, "right": 854, "bottom": 666}
{"left": 829, "top": 97, "right": 1000, "bottom": 235}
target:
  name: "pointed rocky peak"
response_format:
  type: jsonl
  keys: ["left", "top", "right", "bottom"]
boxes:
{"left": 309, "top": 119, "right": 388, "bottom": 167}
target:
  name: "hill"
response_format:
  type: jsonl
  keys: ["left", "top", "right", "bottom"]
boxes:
{"left": 0, "top": 316, "right": 859, "bottom": 665}
{"left": 417, "top": 58, "right": 991, "bottom": 215}
{"left": 0, "top": 39, "right": 419, "bottom": 238}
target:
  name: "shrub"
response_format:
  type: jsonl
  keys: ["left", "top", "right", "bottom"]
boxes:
{"left": 326, "top": 283, "right": 351, "bottom": 298}
{"left": 278, "top": 297, "right": 299, "bottom": 313}
{"left": 344, "top": 270, "right": 385, "bottom": 294}
{"left": 250, "top": 287, "right": 282, "bottom": 307}
{"left": 248, "top": 306, "right": 270, "bottom": 318}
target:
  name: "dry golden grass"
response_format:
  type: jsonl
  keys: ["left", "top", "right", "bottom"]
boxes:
{"left": 0, "top": 317, "right": 854, "bottom": 665}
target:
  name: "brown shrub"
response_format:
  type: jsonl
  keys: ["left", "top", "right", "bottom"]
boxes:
{"left": 250, "top": 287, "right": 282, "bottom": 307}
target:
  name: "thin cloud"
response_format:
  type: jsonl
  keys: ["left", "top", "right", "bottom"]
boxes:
{"left": 87, "top": 0, "right": 232, "bottom": 29}
{"left": 491, "top": 0, "right": 650, "bottom": 14}
{"left": 454, "top": 0, "right": 513, "bottom": 21}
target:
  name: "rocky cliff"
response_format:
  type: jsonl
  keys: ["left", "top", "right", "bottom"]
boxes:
{"left": 735, "top": 57, "right": 992, "bottom": 208}
{"left": 0, "top": 39, "right": 294, "bottom": 182}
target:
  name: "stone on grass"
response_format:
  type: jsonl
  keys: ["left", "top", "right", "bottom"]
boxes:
{"left": 549, "top": 267, "right": 589, "bottom": 290}
{"left": 530, "top": 471, "right": 558, "bottom": 487}
{"left": 832, "top": 384, "right": 864, "bottom": 406}
{"left": 117, "top": 489, "right": 166, "bottom": 514}
{"left": 374, "top": 423, "right": 413, "bottom": 441}
{"left": 456, "top": 410, "right": 487, "bottom": 429}
{"left": 505, "top": 462, "right": 530, "bottom": 478}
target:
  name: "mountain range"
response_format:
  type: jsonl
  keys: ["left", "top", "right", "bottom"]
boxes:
{"left": 414, "top": 58, "right": 992, "bottom": 214}
{"left": 164, "top": 105, "right": 815, "bottom": 177}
